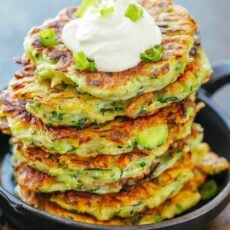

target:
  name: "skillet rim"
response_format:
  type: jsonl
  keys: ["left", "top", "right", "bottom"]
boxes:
{"left": 0, "top": 92, "right": 229, "bottom": 230}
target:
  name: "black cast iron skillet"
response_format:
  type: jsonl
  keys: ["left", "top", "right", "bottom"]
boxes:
{"left": 0, "top": 61, "right": 229, "bottom": 230}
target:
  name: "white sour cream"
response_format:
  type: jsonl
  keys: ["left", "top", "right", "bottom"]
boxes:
{"left": 62, "top": 0, "right": 162, "bottom": 72}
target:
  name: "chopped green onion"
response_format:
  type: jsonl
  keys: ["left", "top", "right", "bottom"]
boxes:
{"left": 125, "top": 3, "right": 144, "bottom": 22}
{"left": 73, "top": 51, "right": 97, "bottom": 71}
{"left": 76, "top": 0, "right": 100, "bottom": 17}
{"left": 76, "top": 118, "right": 87, "bottom": 129}
{"left": 140, "top": 45, "right": 164, "bottom": 62}
{"left": 199, "top": 179, "right": 218, "bottom": 200}
{"left": 39, "top": 29, "right": 57, "bottom": 47}
{"left": 100, "top": 6, "right": 115, "bottom": 17}
{"left": 88, "top": 61, "right": 97, "bottom": 71}
{"left": 73, "top": 52, "right": 89, "bottom": 70}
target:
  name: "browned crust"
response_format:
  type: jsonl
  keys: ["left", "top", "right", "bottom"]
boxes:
{"left": 16, "top": 162, "right": 206, "bottom": 227}
{"left": 15, "top": 142, "right": 151, "bottom": 169}
{"left": 13, "top": 133, "right": 189, "bottom": 170}
{"left": 18, "top": 187, "right": 124, "bottom": 226}
{"left": 15, "top": 153, "right": 194, "bottom": 202}
{"left": 14, "top": 163, "right": 58, "bottom": 191}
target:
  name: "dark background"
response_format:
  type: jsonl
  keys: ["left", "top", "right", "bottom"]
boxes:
{"left": 0, "top": 1, "right": 229, "bottom": 229}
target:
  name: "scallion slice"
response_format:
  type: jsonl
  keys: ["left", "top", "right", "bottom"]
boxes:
{"left": 88, "top": 61, "right": 97, "bottom": 71}
{"left": 199, "top": 179, "right": 218, "bottom": 200}
{"left": 125, "top": 3, "right": 144, "bottom": 22}
{"left": 73, "top": 51, "right": 97, "bottom": 71}
{"left": 39, "top": 29, "right": 57, "bottom": 47}
{"left": 140, "top": 45, "right": 164, "bottom": 62}
{"left": 76, "top": 0, "right": 100, "bottom": 17}
{"left": 100, "top": 6, "right": 115, "bottom": 17}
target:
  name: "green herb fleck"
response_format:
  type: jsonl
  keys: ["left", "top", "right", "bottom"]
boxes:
{"left": 34, "top": 53, "right": 41, "bottom": 59}
{"left": 133, "top": 201, "right": 143, "bottom": 207}
{"left": 100, "top": 108, "right": 113, "bottom": 113}
{"left": 138, "top": 162, "right": 146, "bottom": 167}
{"left": 76, "top": 118, "right": 87, "bottom": 129}
{"left": 70, "top": 146, "right": 78, "bottom": 152}
{"left": 51, "top": 111, "right": 64, "bottom": 121}
{"left": 157, "top": 96, "right": 178, "bottom": 104}
{"left": 112, "top": 101, "right": 124, "bottom": 112}
{"left": 60, "top": 84, "right": 68, "bottom": 90}
{"left": 115, "top": 107, "right": 124, "bottom": 112}
{"left": 139, "top": 104, "right": 148, "bottom": 115}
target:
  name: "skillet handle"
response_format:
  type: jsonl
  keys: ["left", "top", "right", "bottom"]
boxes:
{"left": 203, "top": 60, "right": 230, "bottom": 95}
{"left": 200, "top": 60, "right": 230, "bottom": 129}
{"left": 0, "top": 187, "right": 24, "bottom": 215}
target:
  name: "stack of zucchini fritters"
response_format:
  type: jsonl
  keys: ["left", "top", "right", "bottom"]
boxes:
{"left": 0, "top": 0, "right": 229, "bottom": 226}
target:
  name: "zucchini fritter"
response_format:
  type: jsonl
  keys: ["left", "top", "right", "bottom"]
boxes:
{"left": 12, "top": 124, "right": 203, "bottom": 194}
{"left": 191, "top": 143, "right": 230, "bottom": 174}
{"left": 16, "top": 179, "right": 202, "bottom": 226}
{"left": 23, "top": 0, "right": 197, "bottom": 100}
{"left": 8, "top": 47, "right": 211, "bottom": 127}
{"left": 17, "top": 186, "right": 124, "bottom": 226}
{"left": 1, "top": 97, "right": 196, "bottom": 156}
{"left": 135, "top": 182, "right": 202, "bottom": 225}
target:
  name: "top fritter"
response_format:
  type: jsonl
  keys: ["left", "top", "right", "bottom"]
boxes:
{"left": 24, "top": 0, "right": 197, "bottom": 101}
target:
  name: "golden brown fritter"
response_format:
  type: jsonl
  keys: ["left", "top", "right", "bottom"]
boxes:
{"left": 23, "top": 0, "right": 198, "bottom": 100}
{"left": 17, "top": 187, "right": 124, "bottom": 226}
{"left": 17, "top": 177, "right": 202, "bottom": 226}
{"left": 6, "top": 47, "right": 211, "bottom": 127}
{"left": 0, "top": 95, "right": 196, "bottom": 156}
{"left": 191, "top": 143, "right": 230, "bottom": 174}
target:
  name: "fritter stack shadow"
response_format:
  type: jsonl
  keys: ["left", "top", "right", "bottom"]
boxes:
{"left": 0, "top": 0, "right": 229, "bottom": 226}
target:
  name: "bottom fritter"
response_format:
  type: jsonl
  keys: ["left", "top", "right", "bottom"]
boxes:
{"left": 15, "top": 154, "right": 194, "bottom": 221}
{"left": 15, "top": 141, "right": 229, "bottom": 224}
{"left": 16, "top": 178, "right": 202, "bottom": 226}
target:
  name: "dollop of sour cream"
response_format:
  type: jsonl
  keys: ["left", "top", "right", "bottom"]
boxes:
{"left": 62, "top": 0, "right": 162, "bottom": 72}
